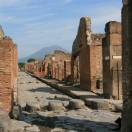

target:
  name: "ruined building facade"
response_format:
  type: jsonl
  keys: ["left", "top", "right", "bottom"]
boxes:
{"left": 71, "top": 17, "right": 104, "bottom": 91}
{"left": 25, "top": 50, "right": 71, "bottom": 82}
{"left": 42, "top": 50, "right": 71, "bottom": 81}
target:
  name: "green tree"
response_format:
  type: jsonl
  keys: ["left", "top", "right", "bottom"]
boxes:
{"left": 27, "top": 58, "right": 36, "bottom": 63}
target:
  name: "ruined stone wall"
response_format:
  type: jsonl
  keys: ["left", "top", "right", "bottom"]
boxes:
{"left": 25, "top": 60, "right": 45, "bottom": 77}
{"left": 72, "top": 17, "right": 104, "bottom": 91}
{"left": 92, "top": 34, "right": 104, "bottom": 89}
{"left": 71, "top": 56, "right": 80, "bottom": 84}
{"left": 103, "top": 21, "right": 122, "bottom": 99}
{"left": 121, "top": 1, "right": 132, "bottom": 131}
{"left": 43, "top": 50, "right": 71, "bottom": 81}
{"left": 0, "top": 37, "right": 17, "bottom": 112}
{"left": 25, "top": 62, "right": 35, "bottom": 74}
{"left": 96, "top": 45, "right": 102, "bottom": 79}
{"left": 33, "top": 61, "right": 45, "bottom": 77}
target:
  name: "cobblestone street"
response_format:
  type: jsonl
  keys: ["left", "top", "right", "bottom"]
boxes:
{"left": 6, "top": 72, "right": 120, "bottom": 132}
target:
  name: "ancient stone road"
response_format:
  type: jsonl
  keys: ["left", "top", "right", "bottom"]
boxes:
{"left": 9, "top": 72, "right": 121, "bottom": 132}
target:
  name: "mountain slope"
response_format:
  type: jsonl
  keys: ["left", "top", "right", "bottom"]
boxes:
{"left": 19, "top": 45, "right": 69, "bottom": 62}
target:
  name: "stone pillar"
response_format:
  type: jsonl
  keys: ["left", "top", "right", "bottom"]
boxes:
{"left": 64, "top": 60, "right": 71, "bottom": 81}
{"left": 71, "top": 56, "right": 75, "bottom": 84}
{"left": 12, "top": 44, "right": 18, "bottom": 103}
{"left": 121, "top": 0, "right": 132, "bottom": 131}
{"left": 103, "top": 21, "right": 122, "bottom": 99}
{"left": 0, "top": 37, "right": 16, "bottom": 112}
{"left": 72, "top": 17, "right": 97, "bottom": 91}
{"left": 79, "top": 45, "right": 97, "bottom": 91}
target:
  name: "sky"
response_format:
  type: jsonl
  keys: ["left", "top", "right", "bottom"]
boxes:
{"left": 0, "top": 0, "right": 122, "bottom": 59}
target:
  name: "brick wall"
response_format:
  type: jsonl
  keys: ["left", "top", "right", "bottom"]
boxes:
{"left": 42, "top": 50, "right": 71, "bottom": 81}
{"left": 0, "top": 37, "right": 18, "bottom": 112}
{"left": 72, "top": 17, "right": 104, "bottom": 91}
{"left": 25, "top": 51, "right": 71, "bottom": 82}
{"left": 79, "top": 45, "right": 97, "bottom": 91}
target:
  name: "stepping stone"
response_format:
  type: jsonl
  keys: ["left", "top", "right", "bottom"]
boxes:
{"left": 48, "top": 101, "right": 65, "bottom": 111}
{"left": 85, "top": 98, "right": 110, "bottom": 110}
{"left": 26, "top": 101, "right": 41, "bottom": 112}
{"left": 68, "top": 99, "right": 85, "bottom": 109}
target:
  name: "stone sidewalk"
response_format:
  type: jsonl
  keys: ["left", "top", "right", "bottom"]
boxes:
{"left": 29, "top": 73, "right": 122, "bottom": 112}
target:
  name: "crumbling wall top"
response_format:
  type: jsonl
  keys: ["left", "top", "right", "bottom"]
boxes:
{"left": 122, "top": 0, "right": 130, "bottom": 5}
{"left": 72, "top": 17, "right": 92, "bottom": 56}
{"left": 92, "top": 33, "right": 105, "bottom": 45}
{"left": 105, "top": 21, "right": 121, "bottom": 34}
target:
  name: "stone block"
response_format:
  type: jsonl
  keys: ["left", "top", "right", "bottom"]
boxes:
{"left": 68, "top": 99, "right": 85, "bottom": 109}
{"left": 48, "top": 101, "right": 65, "bottom": 111}
{"left": 85, "top": 98, "right": 110, "bottom": 110}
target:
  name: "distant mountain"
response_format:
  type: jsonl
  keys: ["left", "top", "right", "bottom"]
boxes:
{"left": 19, "top": 45, "right": 69, "bottom": 62}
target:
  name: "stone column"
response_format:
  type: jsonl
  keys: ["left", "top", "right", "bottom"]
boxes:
{"left": 79, "top": 45, "right": 97, "bottom": 91}
{"left": 121, "top": 0, "right": 132, "bottom": 131}
{"left": 71, "top": 56, "right": 75, "bottom": 84}
{"left": 13, "top": 44, "right": 18, "bottom": 103}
